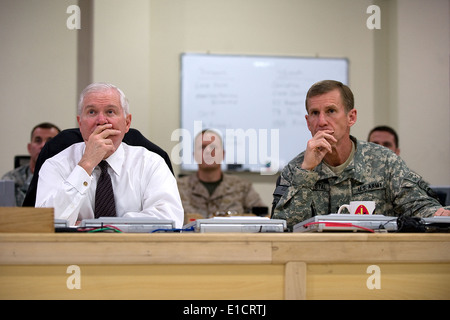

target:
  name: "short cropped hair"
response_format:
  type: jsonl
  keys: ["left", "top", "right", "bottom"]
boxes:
{"left": 368, "top": 125, "right": 399, "bottom": 148}
{"left": 305, "top": 80, "right": 354, "bottom": 113}
{"left": 30, "top": 122, "right": 61, "bottom": 140}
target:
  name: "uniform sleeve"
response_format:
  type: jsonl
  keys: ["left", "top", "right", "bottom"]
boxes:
{"left": 176, "top": 177, "right": 200, "bottom": 215}
{"left": 391, "top": 168, "right": 446, "bottom": 217}
{"left": 272, "top": 164, "right": 319, "bottom": 230}
{"left": 242, "top": 183, "right": 266, "bottom": 213}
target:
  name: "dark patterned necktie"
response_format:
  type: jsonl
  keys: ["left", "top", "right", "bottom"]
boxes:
{"left": 94, "top": 160, "right": 116, "bottom": 218}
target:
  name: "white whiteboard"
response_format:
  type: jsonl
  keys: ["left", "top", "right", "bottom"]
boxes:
{"left": 179, "top": 53, "right": 348, "bottom": 173}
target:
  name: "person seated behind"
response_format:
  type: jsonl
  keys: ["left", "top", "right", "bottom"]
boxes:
{"left": 177, "top": 129, "right": 266, "bottom": 219}
{"left": 2, "top": 122, "right": 60, "bottom": 206}
{"left": 35, "top": 82, "right": 184, "bottom": 227}
{"left": 272, "top": 80, "right": 449, "bottom": 231}
{"left": 367, "top": 125, "right": 400, "bottom": 155}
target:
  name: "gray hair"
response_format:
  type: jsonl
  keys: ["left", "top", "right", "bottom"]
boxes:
{"left": 77, "top": 82, "right": 130, "bottom": 116}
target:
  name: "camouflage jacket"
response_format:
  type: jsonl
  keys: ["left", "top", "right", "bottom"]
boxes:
{"left": 272, "top": 136, "right": 446, "bottom": 231}
{"left": 177, "top": 173, "right": 266, "bottom": 218}
{"left": 1, "top": 165, "right": 32, "bottom": 206}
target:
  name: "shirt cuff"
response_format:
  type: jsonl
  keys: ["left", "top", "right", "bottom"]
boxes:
{"left": 66, "top": 165, "right": 93, "bottom": 194}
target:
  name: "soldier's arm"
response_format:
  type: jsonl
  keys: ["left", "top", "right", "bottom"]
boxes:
{"left": 243, "top": 183, "right": 266, "bottom": 213}
{"left": 176, "top": 179, "right": 202, "bottom": 215}
{"left": 272, "top": 166, "right": 319, "bottom": 231}
{"left": 388, "top": 157, "right": 446, "bottom": 217}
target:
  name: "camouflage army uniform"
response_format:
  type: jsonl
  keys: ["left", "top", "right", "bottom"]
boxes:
{"left": 272, "top": 136, "right": 447, "bottom": 231}
{"left": 1, "top": 165, "right": 32, "bottom": 206}
{"left": 177, "top": 173, "right": 266, "bottom": 218}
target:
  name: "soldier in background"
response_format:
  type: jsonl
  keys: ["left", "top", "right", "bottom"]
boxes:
{"left": 2, "top": 122, "right": 60, "bottom": 206}
{"left": 177, "top": 129, "right": 266, "bottom": 220}
{"left": 272, "top": 80, "right": 449, "bottom": 231}
{"left": 367, "top": 125, "right": 400, "bottom": 155}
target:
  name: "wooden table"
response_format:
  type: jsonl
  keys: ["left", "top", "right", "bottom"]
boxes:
{"left": 0, "top": 232, "right": 449, "bottom": 300}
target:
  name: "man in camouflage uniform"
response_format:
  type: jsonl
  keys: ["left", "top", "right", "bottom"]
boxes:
{"left": 2, "top": 122, "right": 60, "bottom": 206}
{"left": 177, "top": 129, "right": 265, "bottom": 218}
{"left": 272, "top": 80, "right": 449, "bottom": 231}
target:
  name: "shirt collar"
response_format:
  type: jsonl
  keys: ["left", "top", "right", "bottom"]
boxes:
{"left": 103, "top": 143, "right": 124, "bottom": 176}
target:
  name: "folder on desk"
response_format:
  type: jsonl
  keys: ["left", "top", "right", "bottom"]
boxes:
{"left": 184, "top": 217, "right": 287, "bottom": 233}
{"left": 293, "top": 214, "right": 398, "bottom": 233}
{"left": 80, "top": 217, "right": 176, "bottom": 233}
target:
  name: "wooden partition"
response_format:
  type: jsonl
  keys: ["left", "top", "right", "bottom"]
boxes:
{"left": 0, "top": 232, "right": 449, "bottom": 300}
{"left": 0, "top": 207, "right": 53, "bottom": 233}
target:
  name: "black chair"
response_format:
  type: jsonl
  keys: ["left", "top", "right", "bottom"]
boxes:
{"left": 430, "top": 186, "right": 450, "bottom": 206}
{"left": 22, "top": 128, "right": 174, "bottom": 207}
{"left": 14, "top": 155, "right": 30, "bottom": 169}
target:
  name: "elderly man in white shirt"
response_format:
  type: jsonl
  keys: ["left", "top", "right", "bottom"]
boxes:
{"left": 36, "top": 82, "right": 184, "bottom": 227}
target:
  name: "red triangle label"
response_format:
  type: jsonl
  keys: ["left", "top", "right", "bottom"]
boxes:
{"left": 355, "top": 205, "right": 370, "bottom": 215}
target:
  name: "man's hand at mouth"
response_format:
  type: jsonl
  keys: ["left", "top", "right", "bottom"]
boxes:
{"left": 78, "top": 124, "right": 121, "bottom": 175}
{"left": 301, "top": 130, "right": 336, "bottom": 171}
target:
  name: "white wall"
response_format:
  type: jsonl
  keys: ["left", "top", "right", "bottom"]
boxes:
{"left": 396, "top": 0, "right": 450, "bottom": 184}
{"left": 92, "top": 0, "right": 152, "bottom": 139}
{"left": 1, "top": 0, "right": 449, "bottom": 208}
{"left": 0, "top": 0, "right": 78, "bottom": 174}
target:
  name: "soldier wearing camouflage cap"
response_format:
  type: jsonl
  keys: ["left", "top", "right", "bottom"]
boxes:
{"left": 272, "top": 80, "right": 449, "bottom": 231}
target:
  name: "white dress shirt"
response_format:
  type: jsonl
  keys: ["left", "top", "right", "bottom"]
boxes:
{"left": 36, "top": 142, "right": 184, "bottom": 227}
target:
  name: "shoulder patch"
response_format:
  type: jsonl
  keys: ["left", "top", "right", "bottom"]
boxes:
{"left": 404, "top": 171, "right": 421, "bottom": 183}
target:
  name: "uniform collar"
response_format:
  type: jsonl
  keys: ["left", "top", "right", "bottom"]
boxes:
{"left": 315, "top": 136, "right": 365, "bottom": 184}
{"left": 191, "top": 173, "right": 228, "bottom": 199}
